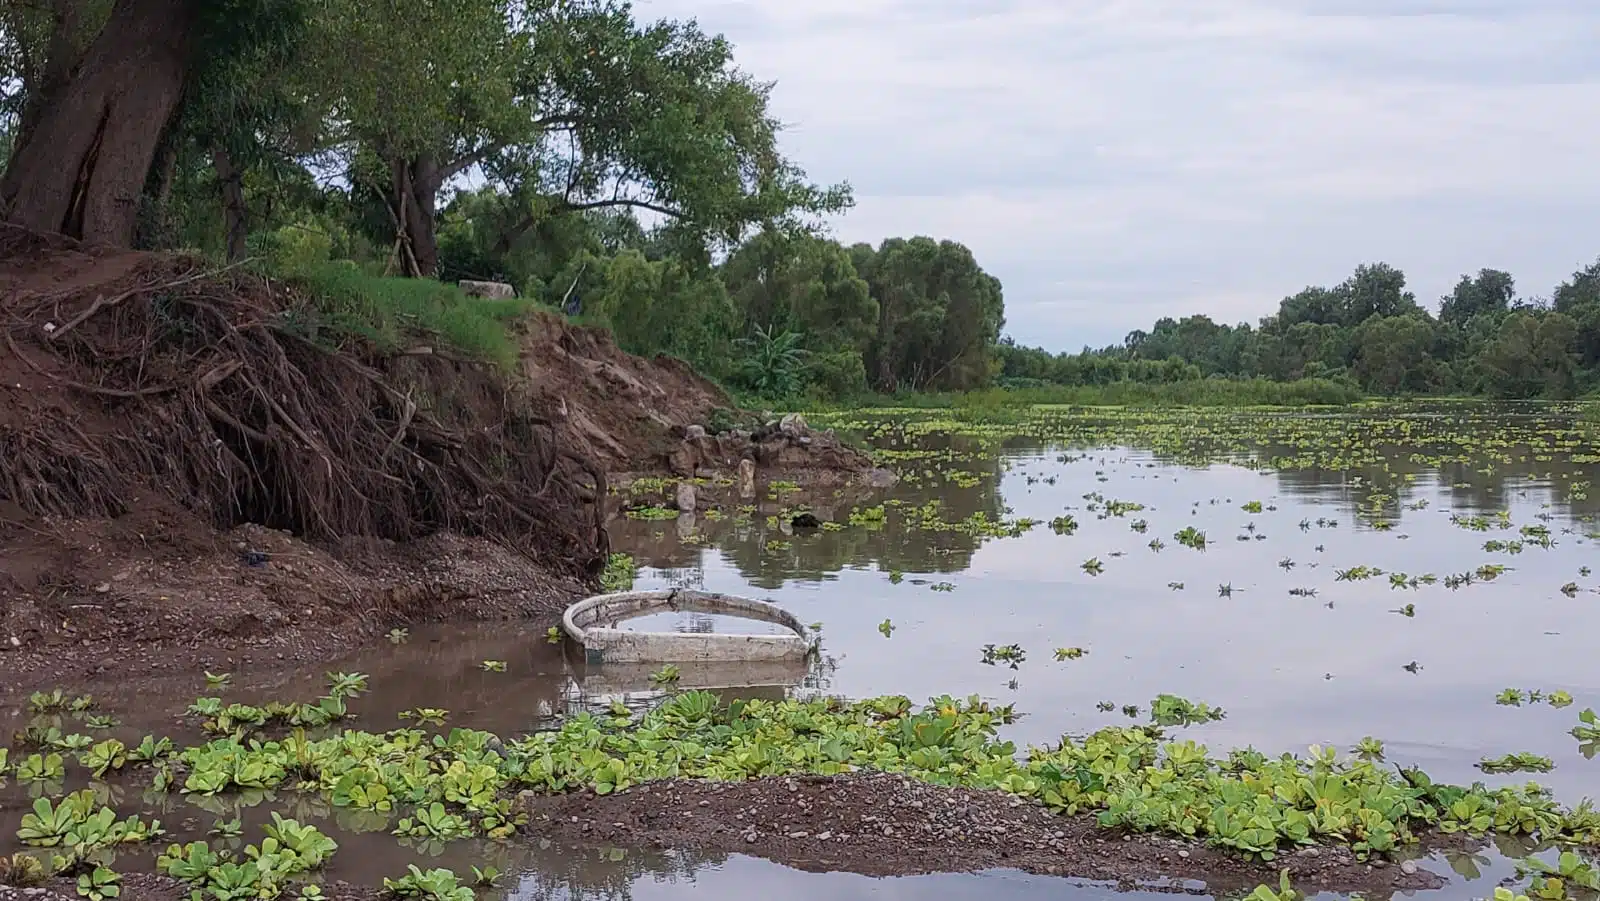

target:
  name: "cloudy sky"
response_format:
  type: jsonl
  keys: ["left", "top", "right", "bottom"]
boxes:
{"left": 640, "top": 0, "right": 1600, "bottom": 350}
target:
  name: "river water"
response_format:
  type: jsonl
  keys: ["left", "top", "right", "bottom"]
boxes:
{"left": 5, "top": 403, "right": 1599, "bottom": 899}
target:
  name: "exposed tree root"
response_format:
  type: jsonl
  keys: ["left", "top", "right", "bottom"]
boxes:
{"left": 0, "top": 225, "right": 606, "bottom": 582}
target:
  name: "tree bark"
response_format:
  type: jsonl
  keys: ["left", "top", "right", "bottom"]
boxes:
{"left": 9, "top": 0, "right": 91, "bottom": 168}
{"left": 1, "top": 0, "right": 194, "bottom": 246}
{"left": 391, "top": 155, "right": 441, "bottom": 277}
{"left": 213, "top": 146, "right": 247, "bottom": 261}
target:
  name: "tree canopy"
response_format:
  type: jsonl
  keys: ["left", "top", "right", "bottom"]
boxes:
{"left": 10, "top": 2, "right": 1600, "bottom": 405}
{"left": 1004, "top": 258, "right": 1600, "bottom": 401}
{"left": 0, "top": 0, "right": 1010, "bottom": 402}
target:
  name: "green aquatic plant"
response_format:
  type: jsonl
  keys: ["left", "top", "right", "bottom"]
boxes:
{"left": 1174, "top": 526, "right": 1208, "bottom": 550}
{"left": 600, "top": 553, "right": 637, "bottom": 592}
{"left": 1, "top": 852, "right": 48, "bottom": 887}
{"left": 1479, "top": 753, "right": 1555, "bottom": 775}
{"left": 1053, "top": 647, "right": 1087, "bottom": 661}
{"left": 1242, "top": 869, "right": 1301, "bottom": 901}
{"left": 1241, "top": 501, "right": 1264, "bottom": 514}
{"left": 205, "top": 672, "right": 232, "bottom": 688}
{"left": 1516, "top": 851, "right": 1600, "bottom": 899}
{"left": 398, "top": 709, "right": 449, "bottom": 727}
{"left": 930, "top": 581, "right": 956, "bottom": 592}
{"left": 383, "top": 865, "right": 474, "bottom": 901}
{"left": 28, "top": 690, "right": 93, "bottom": 714}
{"left": 1149, "top": 694, "right": 1226, "bottom": 727}
{"left": 1572, "top": 709, "right": 1600, "bottom": 743}
{"left": 1355, "top": 737, "right": 1385, "bottom": 761}
{"left": 649, "top": 664, "right": 682, "bottom": 685}
{"left": 480, "top": 660, "right": 507, "bottom": 673}
{"left": 16, "top": 753, "right": 64, "bottom": 783}
{"left": 388, "top": 628, "right": 410, "bottom": 644}
{"left": 850, "top": 506, "right": 888, "bottom": 528}
{"left": 1549, "top": 691, "right": 1575, "bottom": 709}
{"left": 1335, "top": 565, "right": 1378, "bottom": 581}
{"left": 80, "top": 739, "right": 127, "bottom": 778}
{"left": 1499, "top": 688, "right": 1529, "bottom": 707}
{"left": 878, "top": 619, "right": 895, "bottom": 638}
{"left": 1081, "top": 557, "right": 1104, "bottom": 575}
{"left": 980, "top": 644, "right": 1027, "bottom": 669}
{"left": 1049, "top": 515, "right": 1079, "bottom": 535}
{"left": 470, "top": 865, "right": 500, "bottom": 887}
{"left": 76, "top": 866, "right": 120, "bottom": 901}
{"left": 393, "top": 802, "right": 472, "bottom": 841}
{"left": 545, "top": 626, "right": 562, "bottom": 644}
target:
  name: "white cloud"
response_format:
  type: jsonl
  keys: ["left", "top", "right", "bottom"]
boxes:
{"left": 639, "top": 0, "right": 1600, "bottom": 346}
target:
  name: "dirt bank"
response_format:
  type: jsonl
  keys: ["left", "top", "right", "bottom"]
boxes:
{"left": 515, "top": 312, "right": 880, "bottom": 488}
{"left": 0, "top": 228, "right": 877, "bottom": 688}
{"left": 520, "top": 773, "right": 1450, "bottom": 897}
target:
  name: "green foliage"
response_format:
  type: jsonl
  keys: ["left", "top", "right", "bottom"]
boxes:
{"left": 734, "top": 326, "right": 807, "bottom": 400}
{"left": 996, "top": 258, "right": 1600, "bottom": 402}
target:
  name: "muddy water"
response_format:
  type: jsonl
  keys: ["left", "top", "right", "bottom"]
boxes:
{"left": 6, "top": 405, "right": 1600, "bottom": 898}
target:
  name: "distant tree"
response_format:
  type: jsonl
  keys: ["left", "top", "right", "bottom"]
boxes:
{"left": 1440, "top": 269, "right": 1516, "bottom": 327}
{"left": 1476, "top": 311, "right": 1580, "bottom": 398}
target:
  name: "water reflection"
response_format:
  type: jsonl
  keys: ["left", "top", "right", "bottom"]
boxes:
{"left": 614, "top": 408, "right": 1600, "bottom": 806}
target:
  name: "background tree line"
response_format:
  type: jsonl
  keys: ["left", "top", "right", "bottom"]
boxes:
{"left": 1001, "top": 260, "right": 1600, "bottom": 400}
{"left": 0, "top": 0, "right": 1005, "bottom": 401}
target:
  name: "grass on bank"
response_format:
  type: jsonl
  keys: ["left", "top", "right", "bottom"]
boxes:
{"left": 278, "top": 262, "right": 533, "bottom": 368}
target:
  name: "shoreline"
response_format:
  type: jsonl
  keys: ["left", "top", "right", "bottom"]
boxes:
{"left": 518, "top": 772, "right": 1457, "bottom": 896}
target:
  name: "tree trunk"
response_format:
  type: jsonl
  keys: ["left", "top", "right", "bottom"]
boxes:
{"left": 1, "top": 0, "right": 194, "bottom": 246}
{"left": 213, "top": 147, "right": 248, "bottom": 261}
{"left": 9, "top": 0, "right": 91, "bottom": 168}
{"left": 390, "top": 155, "right": 441, "bottom": 277}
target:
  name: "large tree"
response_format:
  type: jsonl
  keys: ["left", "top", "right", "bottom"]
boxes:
{"left": 315, "top": 0, "right": 847, "bottom": 277}
{"left": 856, "top": 236, "right": 1005, "bottom": 393}
{"left": 1, "top": 0, "right": 192, "bottom": 244}
{"left": 0, "top": 0, "right": 304, "bottom": 248}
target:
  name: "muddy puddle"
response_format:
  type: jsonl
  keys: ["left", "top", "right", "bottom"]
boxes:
{"left": 6, "top": 404, "right": 1600, "bottom": 898}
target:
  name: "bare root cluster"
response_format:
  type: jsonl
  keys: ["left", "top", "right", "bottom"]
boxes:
{"left": 0, "top": 233, "right": 606, "bottom": 580}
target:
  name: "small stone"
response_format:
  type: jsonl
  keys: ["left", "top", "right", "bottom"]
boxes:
{"left": 1372, "top": 859, "right": 1387, "bottom": 869}
{"left": 817, "top": 831, "right": 832, "bottom": 841}
{"left": 1400, "top": 861, "right": 1418, "bottom": 876}
{"left": 1178, "top": 850, "right": 1190, "bottom": 859}
{"left": 698, "top": 800, "right": 710, "bottom": 807}
{"left": 685, "top": 424, "right": 707, "bottom": 441}
{"left": 788, "top": 831, "right": 808, "bottom": 839}
{"left": 8, "top": 636, "right": 19, "bottom": 648}
{"left": 95, "top": 582, "right": 110, "bottom": 593}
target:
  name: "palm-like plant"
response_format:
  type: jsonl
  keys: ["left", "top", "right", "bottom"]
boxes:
{"left": 735, "top": 325, "right": 807, "bottom": 398}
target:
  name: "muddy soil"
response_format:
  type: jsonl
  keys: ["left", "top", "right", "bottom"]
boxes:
{"left": 0, "top": 518, "right": 587, "bottom": 695}
{"left": 520, "top": 773, "right": 1452, "bottom": 896}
